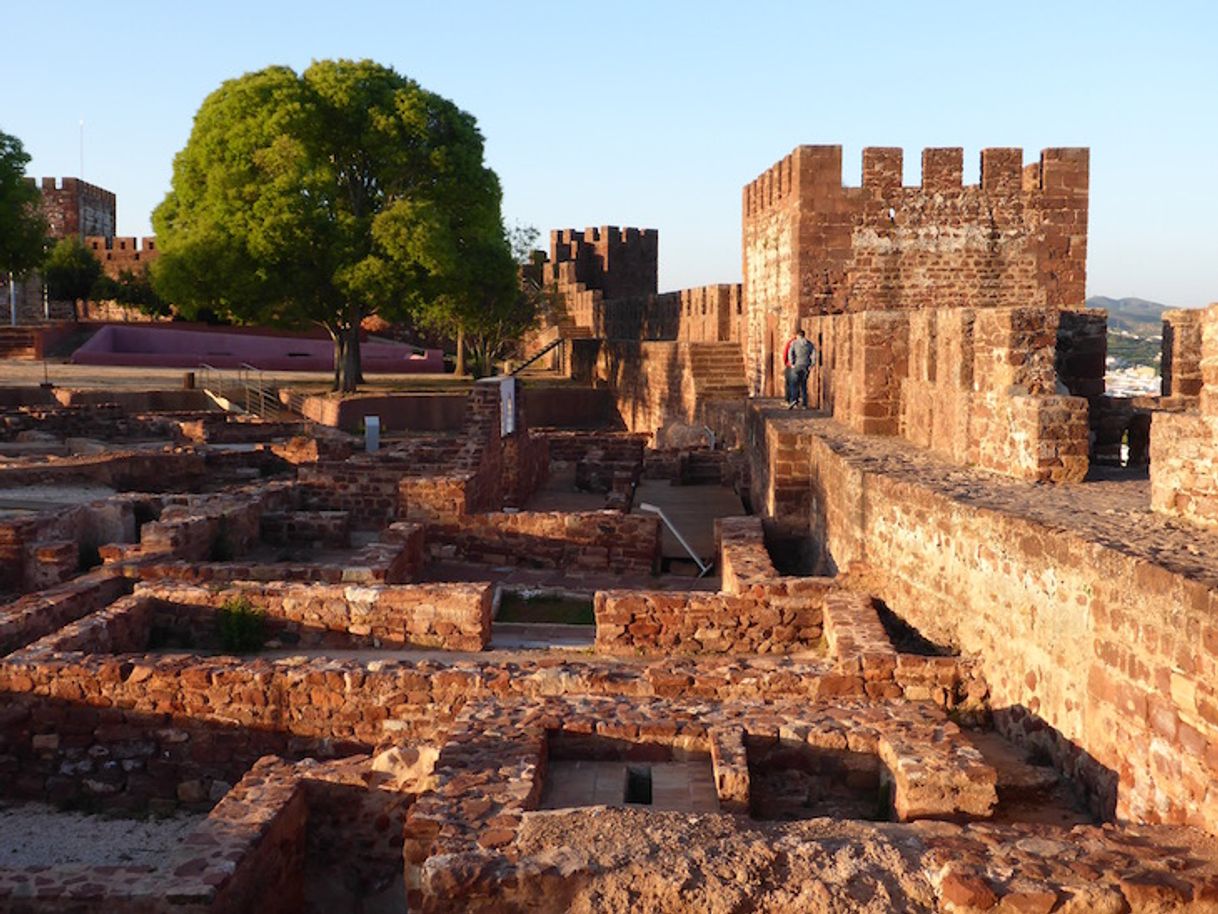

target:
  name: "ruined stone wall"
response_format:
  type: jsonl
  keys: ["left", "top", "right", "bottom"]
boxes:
{"left": 136, "top": 581, "right": 493, "bottom": 652}
{"left": 751, "top": 405, "right": 1218, "bottom": 828}
{"left": 0, "top": 449, "right": 207, "bottom": 491}
{"left": 594, "top": 581, "right": 824, "bottom": 655}
{"left": 0, "top": 573, "right": 130, "bottom": 656}
{"left": 742, "top": 145, "right": 1089, "bottom": 396}
{"left": 299, "top": 462, "right": 404, "bottom": 527}
{"left": 427, "top": 510, "right": 661, "bottom": 575}
{"left": 1151, "top": 303, "right": 1218, "bottom": 527}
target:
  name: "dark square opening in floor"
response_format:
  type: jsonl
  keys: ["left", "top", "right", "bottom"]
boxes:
{"left": 539, "top": 731, "right": 718, "bottom": 813}
{"left": 746, "top": 736, "right": 888, "bottom": 821}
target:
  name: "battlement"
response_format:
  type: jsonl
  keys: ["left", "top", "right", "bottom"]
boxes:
{"left": 743, "top": 145, "right": 1089, "bottom": 215}
{"left": 26, "top": 175, "right": 116, "bottom": 240}
{"left": 87, "top": 236, "right": 157, "bottom": 255}
{"left": 27, "top": 176, "right": 116, "bottom": 202}
{"left": 86, "top": 235, "right": 159, "bottom": 278}
{"left": 742, "top": 142, "right": 1090, "bottom": 397}
{"left": 545, "top": 225, "right": 658, "bottom": 301}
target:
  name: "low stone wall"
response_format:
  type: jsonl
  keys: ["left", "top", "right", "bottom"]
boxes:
{"left": 594, "top": 586, "right": 823, "bottom": 655}
{"left": 136, "top": 579, "right": 493, "bottom": 652}
{"left": 0, "top": 572, "right": 130, "bottom": 656}
{"left": 298, "top": 461, "right": 404, "bottom": 528}
{"left": 178, "top": 415, "right": 307, "bottom": 444}
{"left": 258, "top": 510, "right": 351, "bottom": 547}
{"left": 538, "top": 430, "right": 649, "bottom": 465}
{"left": 0, "top": 449, "right": 208, "bottom": 491}
{"left": 716, "top": 516, "right": 779, "bottom": 593}
{"left": 0, "top": 754, "right": 309, "bottom": 913}
{"left": 427, "top": 510, "right": 661, "bottom": 575}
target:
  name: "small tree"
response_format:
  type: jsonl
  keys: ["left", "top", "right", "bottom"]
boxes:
{"left": 0, "top": 130, "right": 49, "bottom": 306}
{"left": 44, "top": 237, "right": 102, "bottom": 320}
{"left": 418, "top": 223, "right": 553, "bottom": 378}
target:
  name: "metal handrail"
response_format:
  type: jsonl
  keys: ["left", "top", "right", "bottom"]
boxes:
{"left": 198, "top": 361, "right": 282, "bottom": 419}
{"left": 511, "top": 336, "right": 564, "bottom": 376}
{"left": 637, "top": 502, "right": 713, "bottom": 577}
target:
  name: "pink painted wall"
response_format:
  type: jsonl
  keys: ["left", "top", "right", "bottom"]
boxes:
{"left": 71, "top": 325, "right": 443, "bottom": 373}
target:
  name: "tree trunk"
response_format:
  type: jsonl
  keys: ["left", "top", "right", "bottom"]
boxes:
{"left": 328, "top": 326, "right": 343, "bottom": 392}
{"left": 339, "top": 326, "right": 360, "bottom": 392}
{"left": 454, "top": 325, "right": 466, "bottom": 377}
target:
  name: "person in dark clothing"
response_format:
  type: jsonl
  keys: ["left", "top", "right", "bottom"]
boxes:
{"left": 783, "top": 328, "right": 817, "bottom": 408}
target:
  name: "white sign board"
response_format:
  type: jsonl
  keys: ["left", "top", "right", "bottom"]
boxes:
{"left": 365, "top": 415, "right": 380, "bottom": 453}
{"left": 499, "top": 377, "right": 516, "bottom": 437}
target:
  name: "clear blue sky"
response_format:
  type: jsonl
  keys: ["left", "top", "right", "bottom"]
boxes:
{"left": 3, "top": 1, "right": 1215, "bottom": 307}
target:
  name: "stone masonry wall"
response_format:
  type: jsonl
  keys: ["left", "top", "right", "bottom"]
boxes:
{"left": 593, "top": 583, "right": 824, "bottom": 655}
{"left": 755, "top": 406, "right": 1218, "bottom": 829}
{"left": 427, "top": 510, "right": 661, "bottom": 575}
{"left": 1163, "top": 308, "right": 1204, "bottom": 399}
{"left": 801, "top": 305, "right": 1089, "bottom": 482}
{"left": 1152, "top": 303, "right": 1218, "bottom": 527}
{"left": 594, "top": 340, "right": 747, "bottom": 441}
{"left": 742, "top": 145, "right": 1089, "bottom": 396}
{"left": 135, "top": 580, "right": 493, "bottom": 652}
{"left": 85, "top": 235, "right": 159, "bottom": 279}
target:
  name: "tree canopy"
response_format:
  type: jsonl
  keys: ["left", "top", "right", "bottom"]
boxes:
{"left": 152, "top": 59, "right": 513, "bottom": 391}
{"left": 44, "top": 236, "right": 102, "bottom": 318}
{"left": 0, "top": 129, "right": 48, "bottom": 279}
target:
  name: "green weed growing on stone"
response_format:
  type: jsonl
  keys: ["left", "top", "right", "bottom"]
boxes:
{"left": 216, "top": 596, "right": 265, "bottom": 654}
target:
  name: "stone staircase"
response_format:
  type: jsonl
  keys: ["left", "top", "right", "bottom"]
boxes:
{"left": 688, "top": 342, "right": 748, "bottom": 402}
{"left": 0, "top": 327, "right": 37, "bottom": 360}
{"left": 677, "top": 450, "right": 729, "bottom": 486}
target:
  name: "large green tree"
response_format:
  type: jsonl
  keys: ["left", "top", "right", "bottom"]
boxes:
{"left": 44, "top": 236, "right": 102, "bottom": 320}
{"left": 0, "top": 130, "right": 48, "bottom": 285}
{"left": 152, "top": 59, "right": 511, "bottom": 391}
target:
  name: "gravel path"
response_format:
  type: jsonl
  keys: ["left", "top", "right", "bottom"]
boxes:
{"left": 0, "top": 802, "right": 205, "bottom": 867}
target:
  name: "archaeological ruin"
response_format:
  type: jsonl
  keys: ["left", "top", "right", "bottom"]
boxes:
{"left": 1, "top": 144, "right": 1218, "bottom": 913}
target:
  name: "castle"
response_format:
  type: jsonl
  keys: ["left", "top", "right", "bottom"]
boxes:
{"left": 0, "top": 177, "right": 158, "bottom": 325}
{"left": 0, "top": 141, "right": 1217, "bottom": 913}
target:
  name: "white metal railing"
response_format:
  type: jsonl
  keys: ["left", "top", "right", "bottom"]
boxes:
{"left": 637, "top": 502, "right": 713, "bottom": 577}
{"left": 198, "top": 362, "right": 284, "bottom": 419}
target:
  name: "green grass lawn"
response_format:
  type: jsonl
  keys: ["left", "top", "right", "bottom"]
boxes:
{"left": 496, "top": 591, "right": 595, "bottom": 625}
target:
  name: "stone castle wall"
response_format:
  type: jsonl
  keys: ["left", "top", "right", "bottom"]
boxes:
{"left": 799, "top": 304, "right": 1089, "bottom": 482}
{"left": 1151, "top": 303, "right": 1218, "bottom": 527}
{"left": 741, "top": 145, "right": 1089, "bottom": 397}
{"left": 86, "top": 235, "right": 159, "bottom": 278}
{"left": 30, "top": 176, "right": 116, "bottom": 239}
{"left": 748, "top": 404, "right": 1218, "bottom": 828}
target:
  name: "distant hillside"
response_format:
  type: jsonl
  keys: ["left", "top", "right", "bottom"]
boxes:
{"left": 1085, "top": 296, "right": 1171, "bottom": 338}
